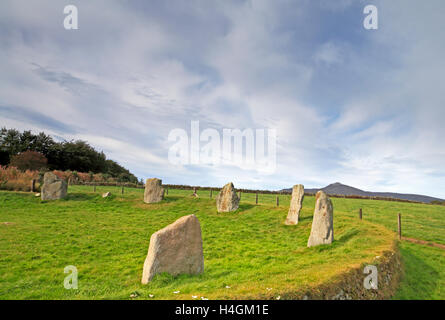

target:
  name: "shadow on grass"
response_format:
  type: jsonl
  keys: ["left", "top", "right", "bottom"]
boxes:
{"left": 63, "top": 193, "right": 98, "bottom": 201}
{"left": 209, "top": 203, "right": 256, "bottom": 216}
{"left": 312, "top": 229, "right": 361, "bottom": 251}
{"left": 239, "top": 203, "right": 255, "bottom": 211}
{"left": 298, "top": 215, "right": 314, "bottom": 222}
{"left": 162, "top": 196, "right": 183, "bottom": 203}
{"left": 336, "top": 229, "right": 360, "bottom": 244}
{"left": 0, "top": 191, "right": 35, "bottom": 200}
{"left": 145, "top": 271, "right": 207, "bottom": 288}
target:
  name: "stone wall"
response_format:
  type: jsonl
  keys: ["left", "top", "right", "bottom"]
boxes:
{"left": 281, "top": 241, "right": 402, "bottom": 300}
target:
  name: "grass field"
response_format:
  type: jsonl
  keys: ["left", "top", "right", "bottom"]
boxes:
{"left": 0, "top": 186, "right": 444, "bottom": 299}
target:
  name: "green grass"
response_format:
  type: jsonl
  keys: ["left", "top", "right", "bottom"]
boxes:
{"left": 0, "top": 186, "right": 396, "bottom": 300}
{"left": 228, "top": 191, "right": 445, "bottom": 245}
{"left": 329, "top": 198, "right": 445, "bottom": 245}
{"left": 241, "top": 192, "right": 445, "bottom": 300}
{"left": 195, "top": 190, "right": 444, "bottom": 245}
{"left": 0, "top": 186, "right": 443, "bottom": 299}
{"left": 393, "top": 242, "right": 445, "bottom": 299}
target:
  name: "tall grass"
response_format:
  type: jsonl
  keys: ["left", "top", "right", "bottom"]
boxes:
{"left": 0, "top": 166, "right": 38, "bottom": 192}
{"left": 0, "top": 166, "right": 120, "bottom": 192}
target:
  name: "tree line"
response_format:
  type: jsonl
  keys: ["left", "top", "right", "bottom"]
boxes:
{"left": 0, "top": 128, "right": 139, "bottom": 183}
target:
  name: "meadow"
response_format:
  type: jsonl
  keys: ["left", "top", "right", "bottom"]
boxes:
{"left": 0, "top": 186, "right": 443, "bottom": 299}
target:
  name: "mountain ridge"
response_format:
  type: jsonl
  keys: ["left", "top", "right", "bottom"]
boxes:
{"left": 281, "top": 182, "right": 444, "bottom": 204}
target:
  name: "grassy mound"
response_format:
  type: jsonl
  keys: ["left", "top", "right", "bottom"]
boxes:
{"left": 0, "top": 186, "right": 397, "bottom": 299}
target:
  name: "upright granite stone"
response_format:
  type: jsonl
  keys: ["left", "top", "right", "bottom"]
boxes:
{"left": 307, "top": 191, "right": 334, "bottom": 247}
{"left": 41, "top": 172, "right": 67, "bottom": 201}
{"left": 144, "top": 178, "right": 164, "bottom": 203}
{"left": 216, "top": 182, "right": 239, "bottom": 212}
{"left": 141, "top": 214, "right": 204, "bottom": 284}
{"left": 285, "top": 184, "right": 304, "bottom": 225}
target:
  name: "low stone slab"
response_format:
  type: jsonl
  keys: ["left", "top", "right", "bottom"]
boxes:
{"left": 144, "top": 178, "right": 164, "bottom": 203}
{"left": 307, "top": 191, "right": 334, "bottom": 247}
{"left": 285, "top": 184, "right": 304, "bottom": 225}
{"left": 141, "top": 214, "right": 204, "bottom": 284}
{"left": 41, "top": 172, "right": 67, "bottom": 201}
{"left": 216, "top": 182, "right": 239, "bottom": 212}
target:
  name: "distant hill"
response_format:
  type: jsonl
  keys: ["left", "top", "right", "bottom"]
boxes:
{"left": 282, "top": 182, "right": 444, "bottom": 204}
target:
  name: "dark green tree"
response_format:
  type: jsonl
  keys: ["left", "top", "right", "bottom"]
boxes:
{"left": 0, "top": 127, "right": 139, "bottom": 182}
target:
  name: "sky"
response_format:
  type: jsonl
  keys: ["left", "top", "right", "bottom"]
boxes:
{"left": 1, "top": 0, "right": 444, "bottom": 198}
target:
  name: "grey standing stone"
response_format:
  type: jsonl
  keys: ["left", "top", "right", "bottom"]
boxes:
{"left": 141, "top": 214, "right": 204, "bottom": 284}
{"left": 307, "top": 191, "right": 334, "bottom": 247}
{"left": 41, "top": 172, "right": 67, "bottom": 200}
{"left": 285, "top": 184, "right": 304, "bottom": 225}
{"left": 216, "top": 182, "right": 240, "bottom": 212}
{"left": 144, "top": 178, "right": 164, "bottom": 203}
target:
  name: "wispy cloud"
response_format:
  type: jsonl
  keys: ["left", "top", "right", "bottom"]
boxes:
{"left": 0, "top": 0, "right": 444, "bottom": 198}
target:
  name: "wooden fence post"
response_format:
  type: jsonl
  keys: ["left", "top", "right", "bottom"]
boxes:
{"left": 398, "top": 213, "right": 402, "bottom": 240}
{"left": 166, "top": 188, "right": 168, "bottom": 195}
{"left": 276, "top": 195, "right": 279, "bottom": 207}
{"left": 359, "top": 208, "right": 362, "bottom": 220}
{"left": 121, "top": 186, "right": 124, "bottom": 195}
{"left": 210, "top": 189, "right": 212, "bottom": 198}
{"left": 30, "top": 179, "right": 36, "bottom": 192}
{"left": 256, "top": 192, "right": 258, "bottom": 204}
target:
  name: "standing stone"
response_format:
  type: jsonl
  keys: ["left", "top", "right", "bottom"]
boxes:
{"left": 307, "top": 191, "right": 334, "bottom": 247}
{"left": 41, "top": 172, "right": 67, "bottom": 201}
{"left": 216, "top": 182, "right": 240, "bottom": 212}
{"left": 141, "top": 214, "right": 204, "bottom": 284}
{"left": 285, "top": 184, "right": 304, "bottom": 225}
{"left": 144, "top": 178, "right": 164, "bottom": 203}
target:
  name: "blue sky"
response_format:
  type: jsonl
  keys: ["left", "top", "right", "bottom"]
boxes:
{"left": 1, "top": 0, "right": 444, "bottom": 198}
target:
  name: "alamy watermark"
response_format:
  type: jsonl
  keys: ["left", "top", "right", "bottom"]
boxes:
{"left": 363, "top": 265, "right": 378, "bottom": 290}
{"left": 63, "top": 5, "right": 78, "bottom": 30}
{"left": 363, "top": 5, "right": 378, "bottom": 30}
{"left": 64, "top": 265, "right": 78, "bottom": 289}
{"left": 63, "top": 4, "right": 377, "bottom": 31}
{"left": 168, "top": 121, "right": 277, "bottom": 174}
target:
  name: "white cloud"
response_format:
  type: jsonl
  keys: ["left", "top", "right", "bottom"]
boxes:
{"left": 1, "top": 0, "right": 444, "bottom": 198}
{"left": 314, "top": 42, "right": 344, "bottom": 65}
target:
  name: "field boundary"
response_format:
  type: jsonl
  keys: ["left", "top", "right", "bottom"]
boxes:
{"left": 2, "top": 176, "right": 443, "bottom": 206}
{"left": 161, "top": 184, "right": 440, "bottom": 205}
{"left": 0, "top": 189, "right": 410, "bottom": 300}
{"left": 402, "top": 237, "right": 445, "bottom": 250}
{"left": 247, "top": 241, "right": 402, "bottom": 300}
{"left": 298, "top": 241, "right": 403, "bottom": 300}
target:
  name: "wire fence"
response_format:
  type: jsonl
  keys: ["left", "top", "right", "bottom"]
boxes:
{"left": 67, "top": 181, "right": 429, "bottom": 205}
{"left": 59, "top": 180, "right": 437, "bottom": 209}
